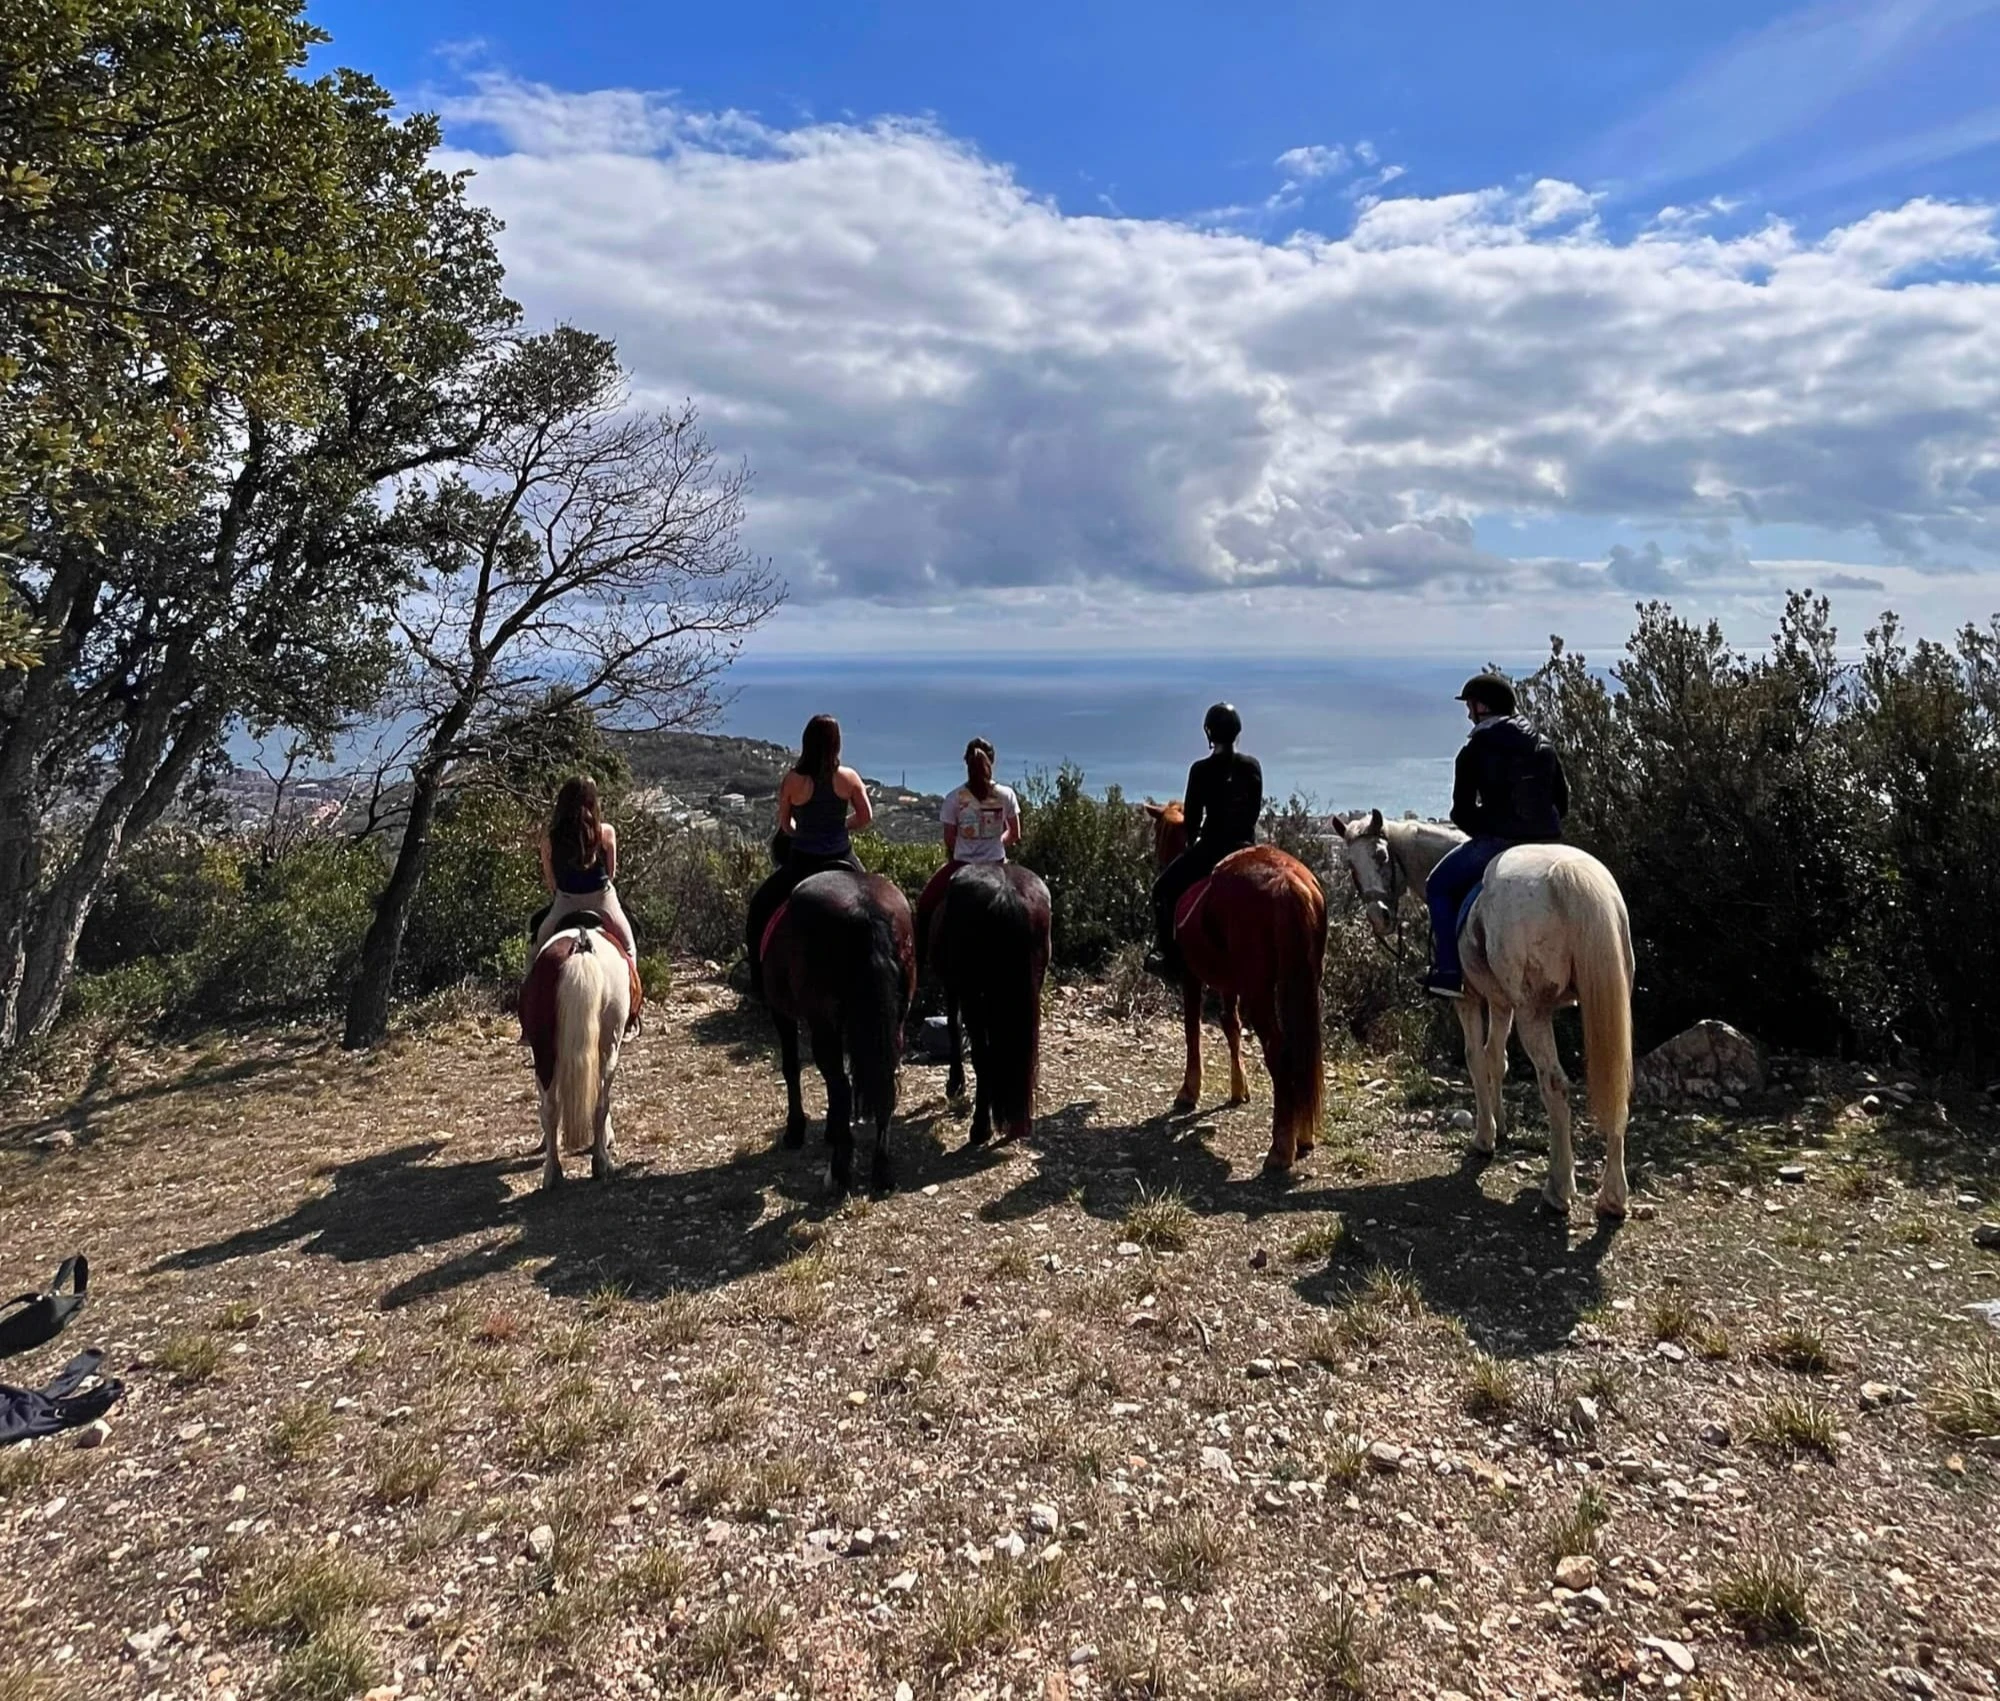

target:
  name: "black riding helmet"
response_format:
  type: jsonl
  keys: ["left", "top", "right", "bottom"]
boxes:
{"left": 1203, "top": 701, "right": 1242, "bottom": 743}
{"left": 1456, "top": 673, "right": 1517, "bottom": 716}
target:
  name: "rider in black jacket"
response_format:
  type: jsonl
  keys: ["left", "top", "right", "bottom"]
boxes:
{"left": 1145, "top": 703, "right": 1262, "bottom": 979}
{"left": 1426, "top": 673, "right": 1569, "bottom": 997}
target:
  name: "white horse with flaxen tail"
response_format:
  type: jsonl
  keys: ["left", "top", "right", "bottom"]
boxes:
{"left": 1331, "top": 812, "right": 1634, "bottom": 1217}
{"left": 518, "top": 924, "right": 631, "bottom": 1189}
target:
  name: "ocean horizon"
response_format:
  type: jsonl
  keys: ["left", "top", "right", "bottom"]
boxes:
{"left": 715, "top": 652, "right": 1503, "bottom": 819}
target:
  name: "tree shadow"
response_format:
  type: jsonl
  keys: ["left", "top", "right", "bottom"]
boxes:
{"left": 1, "top": 1036, "right": 323, "bottom": 1152}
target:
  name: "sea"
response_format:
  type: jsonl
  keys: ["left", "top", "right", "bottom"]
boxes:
{"left": 715, "top": 653, "right": 1483, "bottom": 818}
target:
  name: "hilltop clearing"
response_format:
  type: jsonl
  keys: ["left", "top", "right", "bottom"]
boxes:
{"left": 1, "top": 971, "right": 1996, "bottom": 1700}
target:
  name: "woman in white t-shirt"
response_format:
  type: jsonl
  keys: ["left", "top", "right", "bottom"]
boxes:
{"left": 917, "top": 738, "right": 1022, "bottom": 964}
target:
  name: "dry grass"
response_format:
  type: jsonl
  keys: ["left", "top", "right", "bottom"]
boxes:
{"left": 1746, "top": 1392, "right": 1840, "bottom": 1459}
{"left": 1148, "top": 1507, "right": 1232, "bottom": 1592}
{"left": 1926, "top": 1342, "right": 2000, "bottom": 1440}
{"left": 366, "top": 1431, "right": 446, "bottom": 1505}
{"left": 682, "top": 1595, "right": 782, "bottom": 1680}
{"left": 265, "top": 1401, "right": 335, "bottom": 1466}
{"left": 157, "top": 1330, "right": 222, "bottom": 1385}
{"left": 1539, "top": 1485, "right": 1611, "bottom": 1566}
{"left": 1288, "top": 1218, "right": 1350, "bottom": 1262}
{"left": 271, "top": 1622, "right": 378, "bottom": 1701}
{"left": 1461, "top": 1352, "right": 1520, "bottom": 1422}
{"left": 1124, "top": 1183, "right": 1196, "bottom": 1251}
{"left": 1758, "top": 1319, "right": 1834, "bottom": 1375}
{"left": 1714, "top": 1550, "right": 1814, "bottom": 1642}
{"left": 1296, "top": 1594, "right": 1369, "bottom": 1696}
{"left": 230, "top": 1548, "right": 385, "bottom": 1643}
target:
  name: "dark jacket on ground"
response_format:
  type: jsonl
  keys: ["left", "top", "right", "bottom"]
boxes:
{"left": 1450, "top": 716, "right": 1568, "bottom": 843}
{"left": 1183, "top": 750, "right": 1263, "bottom": 850}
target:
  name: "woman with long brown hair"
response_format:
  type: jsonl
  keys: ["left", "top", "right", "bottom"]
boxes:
{"left": 743, "top": 713, "right": 873, "bottom": 1001}
{"left": 534, "top": 775, "right": 637, "bottom": 959}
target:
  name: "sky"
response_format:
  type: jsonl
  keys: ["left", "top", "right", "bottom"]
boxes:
{"left": 309, "top": 0, "right": 2000, "bottom": 663}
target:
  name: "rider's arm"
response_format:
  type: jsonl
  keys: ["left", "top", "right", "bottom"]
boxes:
{"left": 940, "top": 791, "right": 958, "bottom": 860}
{"left": 1550, "top": 748, "right": 1570, "bottom": 821}
{"left": 1245, "top": 757, "right": 1264, "bottom": 837}
{"left": 1448, "top": 744, "right": 1481, "bottom": 836}
{"left": 841, "top": 767, "right": 874, "bottom": 833}
{"left": 1183, "top": 761, "right": 1208, "bottom": 842}
{"left": 1002, "top": 788, "right": 1021, "bottom": 850}
{"left": 538, "top": 834, "right": 556, "bottom": 894}
{"left": 773, "top": 773, "right": 797, "bottom": 833}
{"left": 600, "top": 821, "right": 618, "bottom": 881}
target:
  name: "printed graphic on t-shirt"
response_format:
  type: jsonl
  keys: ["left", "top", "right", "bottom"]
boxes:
{"left": 941, "top": 785, "right": 1019, "bottom": 864}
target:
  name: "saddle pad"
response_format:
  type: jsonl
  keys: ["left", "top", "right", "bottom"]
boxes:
{"left": 1173, "top": 875, "right": 1215, "bottom": 938}
{"left": 759, "top": 899, "right": 792, "bottom": 964}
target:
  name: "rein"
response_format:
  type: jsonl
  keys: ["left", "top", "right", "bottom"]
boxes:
{"left": 1349, "top": 838, "right": 1412, "bottom": 966}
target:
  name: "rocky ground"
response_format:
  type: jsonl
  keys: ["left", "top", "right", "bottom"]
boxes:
{"left": 1, "top": 968, "right": 1997, "bottom": 1701}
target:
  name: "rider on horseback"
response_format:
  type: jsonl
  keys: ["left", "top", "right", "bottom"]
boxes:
{"left": 744, "top": 714, "right": 873, "bottom": 1002}
{"left": 916, "top": 738, "right": 1022, "bottom": 968}
{"left": 1424, "top": 673, "right": 1569, "bottom": 999}
{"left": 1144, "top": 703, "right": 1263, "bottom": 980}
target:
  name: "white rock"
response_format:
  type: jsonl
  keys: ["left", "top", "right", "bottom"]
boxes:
{"left": 1448, "top": 1110, "right": 1475, "bottom": 1131}
{"left": 1116, "top": 1241, "right": 1142, "bottom": 1257}
{"left": 1973, "top": 1223, "right": 2000, "bottom": 1250}
{"left": 1568, "top": 1395, "right": 1600, "bottom": 1435}
{"left": 1656, "top": 1341, "right": 1688, "bottom": 1364}
{"left": 1366, "top": 1441, "right": 1403, "bottom": 1473}
{"left": 75, "top": 1418, "right": 111, "bottom": 1450}
{"left": 1199, "top": 1445, "right": 1239, "bottom": 1484}
{"left": 526, "top": 1524, "right": 555, "bottom": 1562}
{"left": 125, "top": 1624, "right": 171, "bottom": 1659}
{"left": 1029, "top": 1503, "right": 1059, "bottom": 1535}
{"left": 996, "top": 1532, "right": 1028, "bottom": 1561}
{"left": 1069, "top": 1645, "right": 1100, "bottom": 1668}
{"left": 896, "top": 1684, "right": 915, "bottom": 1701}
{"left": 886, "top": 1571, "right": 918, "bottom": 1595}
{"left": 1643, "top": 1637, "right": 1698, "bottom": 1675}
{"left": 1553, "top": 1554, "right": 1598, "bottom": 1591}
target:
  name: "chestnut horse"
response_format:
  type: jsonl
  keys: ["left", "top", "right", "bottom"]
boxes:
{"left": 1141, "top": 803, "right": 1328, "bottom": 1172}
{"left": 929, "top": 862, "right": 1053, "bottom": 1148}
{"left": 761, "top": 869, "right": 917, "bottom": 1196}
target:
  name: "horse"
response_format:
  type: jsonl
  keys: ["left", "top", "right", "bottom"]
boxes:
{"left": 518, "top": 923, "right": 632, "bottom": 1190}
{"left": 760, "top": 868, "right": 917, "bottom": 1196}
{"left": 1141, "top": 802, "right": 1328, "bottom": 1173}
{"left": 1330, "top": 811, "right": 1633, "bottom": 1217}
{"left": 928, "top": 862, "right": 1052, "bottom": 1147}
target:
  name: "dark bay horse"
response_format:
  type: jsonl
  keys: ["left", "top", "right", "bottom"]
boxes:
{"left": 761, "top": 869, "right": 917, "bottom": 1195}
{"left": 928, "top": 863, "right": 1052, "bottom": 1147}
{"left": 1142, "top": 802, "right": 1328, "bottom": 1173}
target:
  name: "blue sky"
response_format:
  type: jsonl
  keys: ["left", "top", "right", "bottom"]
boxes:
{"left": 307, "top": 0, "right": 2000, "bottom": 655}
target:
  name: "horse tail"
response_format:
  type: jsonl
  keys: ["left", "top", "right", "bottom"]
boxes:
{"left": 955, "top": 872, "right": 1047, "bottom": 1136}
{"left": 1272, "top": 868, "right": 1327, "bottom": 1150}
{"left": 1554, "top": 857, "right": 1634, "bottom": 1139}
{"left": 555, "top": 945, "right": 607, "bottom": 1154}
{"left": 845, "top": 904, "right": 905, "bottom": 1128}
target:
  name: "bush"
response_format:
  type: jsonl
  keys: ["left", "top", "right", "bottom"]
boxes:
{"left": 1014, "top": 765, "right": 1153, "bottom": 969}
{"left": 1522, "top": 591, "right": 2000, "bottom": 1071}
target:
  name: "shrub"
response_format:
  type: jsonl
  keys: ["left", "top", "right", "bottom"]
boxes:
{"left": 1014, "top": 764, "right": 1153, "bottom": 969}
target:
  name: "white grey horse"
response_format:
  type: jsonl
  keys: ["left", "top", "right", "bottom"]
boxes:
{"left": 1331, "top": 812, "right": 1634, "bottom": 1217}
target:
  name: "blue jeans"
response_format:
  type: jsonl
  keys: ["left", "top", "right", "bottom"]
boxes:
{"left": 1427, "top": 837, "right": 1509, "bottom": 981}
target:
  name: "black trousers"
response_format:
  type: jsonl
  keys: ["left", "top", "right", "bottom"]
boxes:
{"left": 1152, "top": 838, "right": 1246, "bottom": 952}
{"left": 745, "top": 851, "right": 863, "bottom": 994}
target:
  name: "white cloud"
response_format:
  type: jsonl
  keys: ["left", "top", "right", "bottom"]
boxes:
{"left": 1274, "top": 144, "right": 1349, "bottom": 182}
{"left": 433, "top": 74, "right": 2000, "bottom": 643}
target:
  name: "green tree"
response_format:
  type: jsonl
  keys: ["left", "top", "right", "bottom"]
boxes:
{"left": 341, "top": 330, "right": 781, "bottom": 1048}
{"left": 0, "top": 0, "right": 515, "bottom": 1047}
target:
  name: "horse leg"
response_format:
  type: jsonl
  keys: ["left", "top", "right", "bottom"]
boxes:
{"left": 776, "top": 1014, "right": 808, "bottom": 1148}
{"left": 1456, "top": 999, "right": 1496, "bottom": 1154}
{"left": 1517, "top": 1008, "right": 1576, "bottom": 1213}
{"left": 812, "top": 1019, "right": 854, "bottom": 1196}
{"left": 1174, "top": 975, "right": 1203, "bottom": 1112}
{"left": 538, "top": 1078, "right": 563, "bottom": 1190}
{"left": 966, "top": 1006, "right": 993, "bottom": 1148}
{"left": 591, "top": 1037, "right": 618, "bottom": 1183}
{"left": 1220, "top": 994, "right": 1250, "bottom": 1106}
{"left": 945, "top": 981, "right": 967, "bottom": 1106}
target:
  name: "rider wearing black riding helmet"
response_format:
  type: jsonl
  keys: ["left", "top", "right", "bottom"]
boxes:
{"left": 1144, "top": 702, "right": 1263, "bottom": 979}
{"left": 1424, "top": 672, "right": 1569, "bottom": 998}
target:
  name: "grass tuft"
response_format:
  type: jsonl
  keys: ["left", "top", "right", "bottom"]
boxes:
{"left": 266, "top": 1401, "right": 336, "bottom": 1466}
{"left": 271, "top": 1622, "right": 378, "bottom": 1701}
{"left": 683, "top": 1595, "right": 782, "bottom": 1679}
{"left": 1462, "top": 1353, "right": 1520, "bottom": 1422}
{"left": 1540, "top": 1485, "right": 1611, "bottom": 1566}
{"left": 158, "top": 1331, "right": 222, "bottom": 1386}
{"left": 231, "top": 1548, "right": 385, "bottom": 1643}
{"left": 1124, "top": 1185, "right": 1196, "bottom": 1252}
{"left": 367, "top": 1432, "right": 445, "bottom": 1505}
{"left": 1714, "top": 1551, "right": 1814, "bottom": 1642}
{"left": 1288, "top": 1219, "right": 1350, "bottom": 1263}
{"left": 1148, "top": 1507, "right": 1231, "bottom": 1592}
{"left": 1746, "top": 1392, "right": 1840, "bottom": 1459}
{"left": 1296, "top": 1594, "right": 1369, "bottom": 1696}
{"left": 1925, "top": 1343, "right": 2000, "bottom": 1441}
{"left": 1758, "top": 1320, "right": 1833, "bottom": 1376}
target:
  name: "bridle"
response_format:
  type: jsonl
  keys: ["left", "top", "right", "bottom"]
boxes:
{"left": 1341, "top": 833, "right": 1412, "bottom": 965}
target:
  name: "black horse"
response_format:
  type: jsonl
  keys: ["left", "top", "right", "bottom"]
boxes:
{"left": 761, "top": 869, "right": 917, "bottom": 1195}
{"left": 928, "top": 863, "right": 1052, "bottom": 1147}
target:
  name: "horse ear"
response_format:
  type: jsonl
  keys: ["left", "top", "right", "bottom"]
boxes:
{"left": 1366, "top": 808, "right": 1384, "bottom": 837}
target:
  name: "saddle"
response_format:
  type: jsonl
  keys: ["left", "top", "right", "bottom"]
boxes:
{"left": 532, "top": 913, "right": 643, "bottom": 1036}
{"left": 1173, "top": 876, "right": 1216, "bottom": 941}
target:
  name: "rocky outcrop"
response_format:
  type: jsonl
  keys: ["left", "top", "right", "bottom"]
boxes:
{"left": 1633, "top": 1019, "right": 1767, "bottom": 1106}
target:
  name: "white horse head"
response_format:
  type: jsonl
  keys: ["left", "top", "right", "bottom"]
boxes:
{"left": 1330, "top": 809, "right": 1395, "bottom": 938}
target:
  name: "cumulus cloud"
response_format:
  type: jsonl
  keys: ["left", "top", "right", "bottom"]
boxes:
{"left": 431, "top": 73, "right": 2000, "bottom": 630}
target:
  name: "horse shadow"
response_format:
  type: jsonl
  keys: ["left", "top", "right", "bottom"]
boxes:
{"left": 152, "top": 1082, "right": 1022, "bottom": 1312}
{"left": 978, "top": 1091, "right": 1620, "bottom": 1356}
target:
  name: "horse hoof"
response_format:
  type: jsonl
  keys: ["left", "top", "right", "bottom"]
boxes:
{"left": 1262, "top": 1151, "right": 1296, "bottom": 1176}
{"left": 967, "top": 1124, "right": 991, "bottom": 1149}
{"left": 1594, "top": 1191, "right": 1629, "bottom": 1219}
{"left": 541, "top": 1167, "right": 563, "bottom": 1191}
{"left": 592, "top": 1158, "right": 616, "bottom": 1183}
{"left": 1540, "top": 1188, "right": 1575, "bottom": 1216}
{"left": 783, "top": 1120, "right": 807, "bottom": 1149}
{"left": 1171, "top": 1096, "right": 1199, "bottom": 1115}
